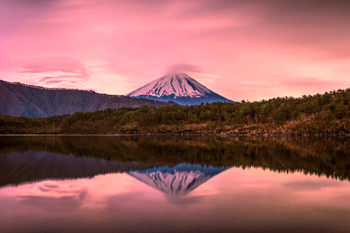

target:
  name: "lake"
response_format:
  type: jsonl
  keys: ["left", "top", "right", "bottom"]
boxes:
{"left": 0, "top": 136, "right": 349, "bottom": 233}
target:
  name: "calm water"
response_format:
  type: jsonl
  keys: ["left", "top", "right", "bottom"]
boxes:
{"left": 0, "top": 136, "right": 350, "bottom": 233}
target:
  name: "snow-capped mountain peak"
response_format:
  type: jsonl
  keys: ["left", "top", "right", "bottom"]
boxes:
{"left": 127, "top": 73, "right": 234, "bottom": 105}
{"left": 128, "top": 73, "right": 211, "bottom": 98}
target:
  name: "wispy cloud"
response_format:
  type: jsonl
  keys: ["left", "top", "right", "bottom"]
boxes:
{"left": 19, "top": 57, "right": 89, "bottom": 87}
{"left": 1, "top": 0, "right": 350, "bottom": 100}
{"left": 165, "top": 63, "right": 203, "bottom": 74}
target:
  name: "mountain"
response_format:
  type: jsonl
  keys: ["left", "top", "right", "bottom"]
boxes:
{"left": 127, "top": 73, "right": 234, "bottom": 105}
{"left": 0, "top": 80, "right": 175, "bottom": 117}
{"left": 128, "top": 164, "right": 227, "bottom": 196}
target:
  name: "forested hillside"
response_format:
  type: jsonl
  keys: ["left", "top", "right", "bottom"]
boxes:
{"left": 1, "top": 89, "right": 349, "bottom": 135}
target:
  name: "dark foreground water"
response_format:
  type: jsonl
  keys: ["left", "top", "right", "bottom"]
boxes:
{"left": 0, "top": 136, "right": 350, "bottom": 233}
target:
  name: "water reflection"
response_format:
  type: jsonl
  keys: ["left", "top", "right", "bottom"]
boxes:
{"left": 0, "top": 151, "right": 157, "bottom": 187}
{"left": 1, "top": 167, "right": 350, "bottom": 233}
{"left": 1, "top": 135, "right": 350, "bottom": 185}
{"left": 0, "top": 136, "right": 350, "bottom": 233}
{"left": 128, "top": 164, "right": 227, "bottom": 196}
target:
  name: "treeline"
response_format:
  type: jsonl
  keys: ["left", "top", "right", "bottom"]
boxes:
{"left": 0, "top": 89, "right": 349, "bottom": 135}
{"left": 1, "top": 136, "right": 350, "bottom": 181}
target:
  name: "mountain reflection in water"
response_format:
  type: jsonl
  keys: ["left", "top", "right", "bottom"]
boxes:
{"left": 0, "top": 136, "right": 350, "bottom": 233}
{"left": 128, "top": 164, "right": 227, "bottom": 196}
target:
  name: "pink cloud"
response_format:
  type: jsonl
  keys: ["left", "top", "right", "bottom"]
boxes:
{"left": 38, "top": 76, "right": 82, "bottom": 85}
{"left": 1, "top": 0, "right": 350, "bottom": 100}
{"left": 16, "top": 57, "right": 90, "bottom": 87}
{"left": 280, "top": 78, "right": 345, "bottom": 89}
{"left": 21, "top": 57, "right": 89, "bottom": 79}
{"left": 165, "top": 63, "right": 203, "bottom": 74}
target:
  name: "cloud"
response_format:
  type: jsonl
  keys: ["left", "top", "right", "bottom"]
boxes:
{"left": 38, "top": 75, "right": 83, "bottom": 85}
{"left": 165, "top": 63, "right": 203, "bottom": 74}
{"left": 19, "top": 183, "right": 88, "bottom": 212}
{"left": 19, "top": 193, "right": 87, "bottom": 212}
{"left": 166, "top": 195, "right": 204, "bottom": 206}
{"left": 283, "top": 180, "right": 342, "bottom": 191}
{"left": 280, "top": 78, "right": 345, "bottom": 90}
{"left": 1, "top": 0, "right": 350, "bottom": 99}
{"left": 21, "top": 57, "right": 88, "bottom": 77}
{"left": 20, "top": 57, "right": 89, "bottom": 86}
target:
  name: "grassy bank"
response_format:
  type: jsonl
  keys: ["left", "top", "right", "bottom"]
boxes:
{"left": 1, "top": 89, "right": 349, "bottom": 135}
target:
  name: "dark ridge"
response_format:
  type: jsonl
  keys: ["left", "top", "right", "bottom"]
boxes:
{"left": 186, "top": 78, "right": 198, "bottom": 92}
{"left": 0, "top": 79, "right": 176, "bottom": 117}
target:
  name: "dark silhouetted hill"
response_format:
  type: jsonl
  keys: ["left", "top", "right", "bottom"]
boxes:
{"left": 0, "top": 80, "right": 176, "bottom": 117}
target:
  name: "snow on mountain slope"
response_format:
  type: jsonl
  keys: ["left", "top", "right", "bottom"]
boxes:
{"left": 128, "top": 163, "right": 227, "bottom": 196}
{"left": 127, "top": 73, "right": 234, "bottom": 105}
{"left": 128, "top": 73, "right": 211, "bottom": 98}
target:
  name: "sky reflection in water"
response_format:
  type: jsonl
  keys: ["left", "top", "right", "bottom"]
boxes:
{"left": 1, "top": 165, "right": 350, "bottom": 233}
{"left": 0, "top": 136, "right": 350, "bottom": 233}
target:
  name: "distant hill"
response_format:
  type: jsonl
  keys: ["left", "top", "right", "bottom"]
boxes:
{"left": 0, "top": 80, "right": 175, "bottom": 117}
{"left": 127, "top": 73, "right": 233, "bottom": 105}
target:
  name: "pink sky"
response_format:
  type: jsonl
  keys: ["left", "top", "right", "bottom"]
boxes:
{"left": 0, "top": 0, "right": 349, "bottom": 101}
